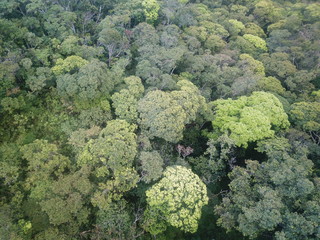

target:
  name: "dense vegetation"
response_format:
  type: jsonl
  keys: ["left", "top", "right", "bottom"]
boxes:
{"left": 0, "top": 0, "right": 319, "bottom": 239}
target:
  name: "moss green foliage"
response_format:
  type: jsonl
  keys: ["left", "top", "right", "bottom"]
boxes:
{"left": 139, "top": 151, "right": 164, "bottom": 183}
{"left": 239, "top": 54, "right": 265, "bottom": 76}
{"left": 111, "top": 76, "right": 144, "bottom": 123}
{"left": 138, "top": 79, "right": 205, "bottom": 143}
{"left": 290, "top": 101, "right": 320, "bottom": 132}
{"left": 144, "top": 166, "right": 208, "bottom": 234}
{"left": 0, "top": 0, "right": 320, "bottom": 239}
{"left": 78, "top": 120, "right": 138, "bottom": 209}
{"left": 256, "top": 76, "right": 286, "bottom": 95}
{"left": 228, "top": 19, "right": 245, "bottom": 36}
{"left": 56, "top": 59, "right": 115, "bottom": 100}
{"left": 215, "top": 138, "right": 319, "bottom": 239}
{"left": 138, "top": 90, "right": 186, "bottom": 143}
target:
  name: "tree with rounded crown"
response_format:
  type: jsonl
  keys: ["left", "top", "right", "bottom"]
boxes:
{"left": 209, "top": 91, "right": 289, "bottom": 147}
{"left": 78, "top": 119, "right": 139, "bottom": 209}
{"left": 138, "top": 80, "right": 206, "bottom": 143}
{"left": 111, "top": 76, "right": 144, "bottom": 123}
{"left": 215, "top": 138, "right": 318, "bottom": 240}
{"left": 138, "top": 90, "right": 186, "bottom": 143}
{"left": 143, "top": 165, "right": 208, "bottom": 235}
{"left": 142, "top": 0, "right": 160, "bottom": 24}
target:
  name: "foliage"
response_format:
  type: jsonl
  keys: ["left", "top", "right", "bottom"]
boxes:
{"left": 215, "top": 138, "right": 318, "bottom": 239}
{"left": 111, "top": 76, "right": 144, "bottom": 123}
{"left": 56, "top": 59, "right": 115, "bottom": 100}
{"left": 138, "top": 90, "right": 186, "bottom": 143}
{"left": 138, "top": 79, "right": 205, "bottom": 143}
{"left": 209, "top": 91, "right": 290, "bottom": 147}
{"left": 242, "top": 34, "right": 268, "bottom": 52}
{"left": 78, "top": 120, "right": 139, "bottom": 209}
{"left": 139, "top": 151, "right": 164, "bottom": 183}
{"left": 0, "top": 0, "right": 320, "bottom": 239}
{"left": 144, "top": 166, "right": 208, "bottom": 234}
{"left": 51, "top": 56, "right": 88, "bottom": 75}
{"left": 142, "top": 0, "right": 160, "bottom": 24}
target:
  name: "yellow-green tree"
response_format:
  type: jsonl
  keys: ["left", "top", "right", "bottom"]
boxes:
{"left": 111, "top": 76, "right": 144, "bottom": 123}
{"left": 142, "top": 0, "right": 160, "bottom": 24}
{"left": 144, "top": 166, "right": 208, "bottom": 234}
{"left": 210, "top": 91, "right": 289, "bottom": 147}
{"left": 51, "top": 56, "right": 88, "bottom": 75}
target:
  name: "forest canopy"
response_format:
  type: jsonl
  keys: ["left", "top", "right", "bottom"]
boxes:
{"left": 0, "top": 0, "right": 319, "bottom": 240}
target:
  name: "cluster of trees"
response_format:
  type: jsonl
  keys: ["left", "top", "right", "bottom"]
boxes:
{"left": 0, "top": 0, "right": 319, "bottom": 239}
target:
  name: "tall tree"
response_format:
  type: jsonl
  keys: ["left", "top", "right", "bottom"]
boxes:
{"left": 209, "top": 91, "right": 290, "bottom": 147}
{"left": 143, "top": 165, "right": 208, "bottom": 234}
{"left": 78, "top": 120, "right": 138, "bottom": 210}
{"left": 215, "top": 138, "right": 319, "bottom": 240}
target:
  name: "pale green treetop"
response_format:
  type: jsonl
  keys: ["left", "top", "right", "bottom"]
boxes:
{"left": 210, "top": 91, "right": 289, "bottom": 147}
{"left": 144, "top": 165, "right": 208, "bottom": 234}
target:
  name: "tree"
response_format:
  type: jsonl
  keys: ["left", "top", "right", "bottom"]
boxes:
{"left": 0, "top": 57, "right": 19, "bottom": 99}
{"left": 36, "top": 167, "right": 92, "bottom": 228}
{"left": 98, "top": 15, "right": 130, "bottom": 66}
{"left": 75, "top": 99, "right": 113, "bottom": 129}
{"left": 242, "top": 34, "right": 268, "bottom": 52}
{"left": 0, "top": 205, "right": 24, "bottom": 240}
{"left": 285, "top": 70, "right": 316, "bottom": 95}
{"left": 135, "top": 44, "right": 185, "bottom": 89}
{"left": 256, "top": 76, "right": 286, "bottom": 95}
{"left": 253, "top": 0, "right": 284, "bottom": 27}
{"left": 21, "top": 140, "right": 70, "bottom": 190}
{"left": 227, "top": 19, "right": 245, "bottom": 37}
{"left": 260, "top": 52, "right": 297, "bottom": 79}
{"left": 243, "top": 23, "right": 266, "bottom": 38}
{"left": 133, "top": 22, "right": 159, "bottom": 48}
{"left": 290, "top": 101, "right": 320, "bottom": 144}
{"left": 78, "top": 120, "right": 139, "bottom": 209}
{"left": 171, "top": 79, "right": 207, "bottom": 124}
{"left": 215, "top": 138, "right": 318, "bottom": 240}
{"left": 51, "top": 55, "right": 88, "bottom": 75}
{"left": 0, "top": 143, "right": 22, "bottom": 186}
{"left": 238, "top": 54, "right": 265, "bottom": 77}
{"left": 138, "top": 90, "right": 186, "bottom": 143}
{"left": 58, "top": 35, "right": 104, "bottom": 59}
{"left": 20, "top": 140, "right": 92, "bottom": 236}
{"left": 188, "top": 134, "right": 236, "bottom": 184}
{"left": 305, "top": 3, "right": 320, "bottom": 22}
{"left": 56, "top": 59, "right": 115, "bottom": 100}
{"left": 144, "top": 166, "right": 208, "bottom": 234}
{"left": 133, "top": 22, "right": 186, "bottom": 90}
{"left": 142, "top": 0, "right": 160, "bottom": 24}
{"left": 228, "top": 54, "right": 266, "bottom": 96}
{"left": 159, "top": 24, "right": 181, "bottom": 48}
{"left": 209, "top": 91, "right": 290, "bottom": 147}
{"left": 138, "top": 80, "right": 206, "bottom": 143}
{"left": 230, "top": 36, "right": 258, "bottom": 57}
{"left": 93, "top": 200, "right": 141, "bottom": 240}
{"left": 111, "top": 76, "right": 144, "bottom": 123}
{"left": 26, "top": 67, "right": 54, "bottom": 92}
{"left": 139, "top": 151, "right": 164, "bottom": 183}
{"left": 204, "top": 34, "right": 226, "bottom": 53}
{"left": 68, "top": 126, "right": 101, "bottom": 153}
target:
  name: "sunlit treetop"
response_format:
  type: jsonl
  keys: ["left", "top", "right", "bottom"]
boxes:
{"left": 144, "top": 165, "right": 208, "bottom": 234}
{"left": 210, "top": 91, "right": 290, "bottom": 147}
